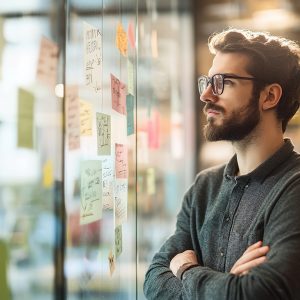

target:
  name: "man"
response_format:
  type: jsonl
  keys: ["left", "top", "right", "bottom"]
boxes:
{"left": 144, "top": 28, "right": 300, "bottom": 299}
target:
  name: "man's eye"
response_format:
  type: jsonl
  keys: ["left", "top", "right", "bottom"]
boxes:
{"left": 224, "top": 80, "right": 233, "bottom": 85}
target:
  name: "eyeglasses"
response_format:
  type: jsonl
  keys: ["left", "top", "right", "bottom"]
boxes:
{"left": 198, "top": 73, "right": 257, "bottom": 96}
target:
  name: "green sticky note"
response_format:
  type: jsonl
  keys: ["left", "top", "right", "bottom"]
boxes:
{"left": 80, "top": 160, "right": 102, "bottom": 225}
{"left": 17, "top": 88, "right": 34, "bottom": 149}
{"left": 96, "top": 112, "right": 111, "bottom": 155}
{"left": 126, "top": 94, "right": 134, "bottom": 136}
{"left": 115, "top": 225, "right": 122, "bottom": 258}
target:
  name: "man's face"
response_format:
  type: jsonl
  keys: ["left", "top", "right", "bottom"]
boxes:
{"left": 201, "top": 52, "right": 261, "bottom": 141}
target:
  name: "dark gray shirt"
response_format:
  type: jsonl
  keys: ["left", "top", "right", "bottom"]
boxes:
{"left": 144, "top": 139, "right": 300, "bottom": 299}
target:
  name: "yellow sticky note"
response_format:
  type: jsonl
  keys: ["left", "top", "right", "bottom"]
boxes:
{"left": 147, "top": 168, "right": 156, "bottom": 195}
{"left": 17, "top": 88, "right": 34, "bottom": 149}
{"left": 43, "top": 160, "right": 54, "bottom": 188}
{"left": 116, "top": 23, "right": 128, "bottom": 56}
{"left": 80, "top": 100, "right": 92, "bottom": 136}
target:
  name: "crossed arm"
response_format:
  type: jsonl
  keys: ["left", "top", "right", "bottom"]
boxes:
{"left": 170, "top": 240, "right": 269, "bottom": 279}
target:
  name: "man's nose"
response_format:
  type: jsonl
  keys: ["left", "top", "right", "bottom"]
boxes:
{"left": 199, "top": 84, "right": 218, "bottom": 103}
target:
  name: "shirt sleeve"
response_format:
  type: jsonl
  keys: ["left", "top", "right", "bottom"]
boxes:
{"left": 143, "top": 183, "right": 195, "bottom": 300}
{"left": 180, "top": 176, "right": 300, "bottom": 300}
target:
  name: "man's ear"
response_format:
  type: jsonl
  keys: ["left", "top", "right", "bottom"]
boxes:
{"left": 261, "top": 83, "right": 282, "bottom": 110}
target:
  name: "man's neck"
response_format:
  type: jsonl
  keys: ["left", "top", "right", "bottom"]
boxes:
{"left": 232, "top": 128, "right": 284, "bottom": 176}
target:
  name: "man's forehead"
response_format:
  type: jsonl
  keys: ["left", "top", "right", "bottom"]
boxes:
{"left": 208, "top": 52, "right": 250, "bottom": 76}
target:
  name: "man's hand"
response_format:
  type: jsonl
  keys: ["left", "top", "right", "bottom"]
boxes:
{"left": 170, "top": 250, "right": 198, "bottom": 276}
{"left": 230, "top": 241, "right": 269, "bottom": 276}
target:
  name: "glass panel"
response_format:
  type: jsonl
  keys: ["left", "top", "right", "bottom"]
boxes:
{"left": 0, "top": 1, "right": 65, "bottom": 299}
{"left": 64, "top": 0, "right": 138, "bottom": 298}
{"left": 136, "top": 0, "right": 195, "bottom": 299}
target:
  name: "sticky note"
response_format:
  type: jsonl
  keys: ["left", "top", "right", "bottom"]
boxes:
{"left": 147, "top": 167, "right": 156, "bottom": 195}
{"left": 116, "top": 22, "right": 127, "bottom": 56}
{"left": 114, "top": 179, "right": 128, "bottom": 226}
{"left": 36, "top": 36, "right": 59, "bottom": 87}
{"left": 115, "top": 225, "right": 122, "bottom": 258}
{"left": 43, "top": 160, "right": 54, "bottom": 188}
{"left": 127, "top": 21, "right": 135, "bottom": 49}
{"left": 115, "top": 143, "right": 128, "bottom": 179}
{"left": 80, "top": 160, "right": 102, "bottom": 225}
{"left": 126, "top": 94, "right": 134, "bottom": 136}
{"left": 80, "top": 100, "right": 93, "bottom": 136}
{"left": 17, "top": 88, "right": 34, "bottom": 149}
{"left": 127, "top": 59, "right": 134, "bottom": 95}
{"left": 102, "top": 158, "right": 114, "bottom": 210}
{"left": 83, "top": 22, "right": 102, "bottom": 93}
{"left": 108, "top": 249, "right": 115, "bottom": 276}
{"left": 66, "top": 86, "right": 80, "bottom": 150}
{"left": 96, "top": 113, "right": 111, "bottom": 155}
{"left": 111, "top": 74, "right": 126, "bottom": 115}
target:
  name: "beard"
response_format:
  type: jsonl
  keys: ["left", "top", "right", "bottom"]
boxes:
{"left": 203, "top": 94, "right": 260, "bottom": 141}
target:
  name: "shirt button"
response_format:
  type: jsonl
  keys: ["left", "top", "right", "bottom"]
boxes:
{"left": 245, "top": 184, "right": 249, "bottom": 189}
{"left": 226, "top": 217, "right": 230, "bottom": 222}
{"left": 220, "top": 252, "right": 224, "bottom": 257}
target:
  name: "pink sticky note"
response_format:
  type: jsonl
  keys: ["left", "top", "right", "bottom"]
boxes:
{"left": 115, "top": 144, "right": 128, "bottom": 179}
{"left": 128, "top": 21, "right": 135, "bottom": 49}
{"left": 111, "top": 74, "right": 127, "bottom": 115}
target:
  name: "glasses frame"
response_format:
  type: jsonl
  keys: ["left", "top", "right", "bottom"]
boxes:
{"left": 198, "top": 73, "right": 258, "bottom": 96}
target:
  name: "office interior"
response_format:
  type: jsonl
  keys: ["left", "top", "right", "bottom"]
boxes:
{"left": 0, "top": 0, "right": 300, "bottom": 299}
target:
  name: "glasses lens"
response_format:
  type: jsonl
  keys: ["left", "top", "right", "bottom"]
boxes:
{"left": 213, "top": 74, "right": 223, "bottom": 95}
{"left": 198, "top": 76, "right": 208, "bottom": 95}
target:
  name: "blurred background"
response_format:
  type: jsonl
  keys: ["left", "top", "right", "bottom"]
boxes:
{"left": 0, "top": 0, "right": 300, "bottom": 299}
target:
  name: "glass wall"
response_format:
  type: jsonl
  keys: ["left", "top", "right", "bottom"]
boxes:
{"left": 0, "top": 0, "right": 65, "bottom": 299}
{"left": 1, "top": 0, "right": 196, "bottom": 299}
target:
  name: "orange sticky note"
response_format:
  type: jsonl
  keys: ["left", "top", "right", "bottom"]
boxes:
{"left": 116, "top": 22, "right": 128, "bottom": 56}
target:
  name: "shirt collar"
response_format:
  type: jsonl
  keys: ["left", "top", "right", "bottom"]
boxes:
{"left": 224, "top": 138, "right": 295, "bottom": 183}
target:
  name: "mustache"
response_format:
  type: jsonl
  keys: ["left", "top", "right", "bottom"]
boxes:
{"left": 203, "top": 103, "right": 225, "bottom": 114}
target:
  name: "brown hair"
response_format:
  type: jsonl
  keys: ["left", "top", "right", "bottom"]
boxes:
{"left": 208, "top": 28, "right": 300, "bottom": 132}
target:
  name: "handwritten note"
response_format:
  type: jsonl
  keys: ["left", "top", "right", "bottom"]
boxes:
{"left": 127, "top": 21, "right": 135, "bottom": 49}
{"left": 115, "top": 225, "right": 122, "bottom": 258}
{"left": 127, "top": 59, "right": 134, "bottom": 95}
{"left": 111, "top": 74, "right": 126, "bottom": 115}
{"left": 102, "top": 158, "right": 114, "bottom": 210}
{"left": 116, "top": 22, "right": 127, "bottom": 56}
{"left": 126, "top": 94, "right": 134, "bottom": 136}
{"left": 80, "top": 100, "right": 93, "bottom": 136}
{"left": 115, "top": 143, "right": 128, "bottom": 179}
{"left": 83, "top": 22, "right": 102, "bottom": 93}
{"left": 43, "top": 160, "right": 54, "bottom": 188}
{"left": 17, "top": 88, "right": 34, "bottom": 149}
{"left": 66, "top": 86, "right": 80, "bottom": 150}
{"left": 114, "top": 179, "right": 128, "bottom": 226}
{"left": 36, "top": 36, "right": 59, "bottom": 87}
{"left": 108, "top": 249, "right": 115, "bottom": 276}
{"left": 80, "top": 160, "right": 102, "bottom": 225}
{"left": 96, "top": 113, "right": 111, "bottom": 155}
